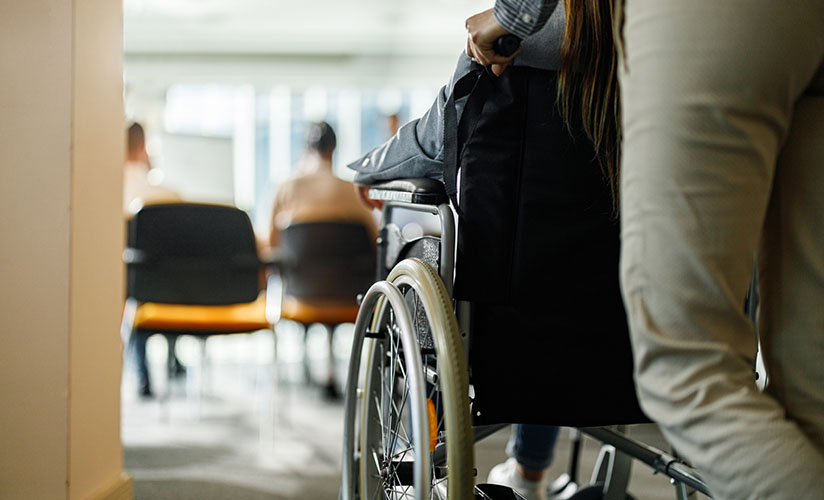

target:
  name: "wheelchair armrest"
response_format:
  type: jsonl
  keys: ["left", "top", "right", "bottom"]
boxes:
{"left": 368, "top": 179, "right": 448, "bottom": 205}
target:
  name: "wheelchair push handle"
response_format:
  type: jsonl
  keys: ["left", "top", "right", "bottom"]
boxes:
{"left": 493, "top": 34, "right": 521, "bottom": 57}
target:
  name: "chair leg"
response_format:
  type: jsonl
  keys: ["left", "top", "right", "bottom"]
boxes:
{"left": 301, "top": 323, "right": 312, "bottom": 385}
{"left": 166, "top": 335, "right": 175, "bottom": 382}
{"left": 120, "top": 299, "right": 137, "bottom": 346}
{"left": 187, "top": 337, "right": 208, "bottom": 420}
{"left": 271, "top": 326, "right": 282, "bottom": 422}
{"left": 324, "top": 324, "right": 341, "bottom": 400}
{"left": 160, "top": 334, "right": 182, "bottom": 402}
{"left": 121, "top": 300, "right": 153, "bottom": 399}
{"left": 261, "top": 326, "right": 284, "bottom": 449}
{"left": 273, "top": 327, "right": 280, "bottom": 420}
{"left": 166, "top": 334, "right": 185, "bottom": 378}
{"left": 134, "top": 331, "right": 152, "bottom": 398}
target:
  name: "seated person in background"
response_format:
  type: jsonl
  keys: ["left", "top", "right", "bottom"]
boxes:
{"left": 124, "top": 121, "right": 186, "bottom": 398}
{"left": 269, "top": 121, "right": 378, "bottom": 398}
{"left": 124, "top": 122, "right": 181, "bottom": 216}
{"left": 269, "top": 121, "right": 377, "bottom": 248}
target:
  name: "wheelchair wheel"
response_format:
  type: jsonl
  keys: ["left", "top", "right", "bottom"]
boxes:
{"left": 342, "top": 259, "right": 474, "bottom": 500}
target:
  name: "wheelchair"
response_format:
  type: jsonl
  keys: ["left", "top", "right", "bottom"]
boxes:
{"left": 340, "top": 179, "right": 711, "bottom": 500}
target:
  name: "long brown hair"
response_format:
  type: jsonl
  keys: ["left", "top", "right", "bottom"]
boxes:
{"left": 557, "top": 0, "right": 621, "bottom": 206}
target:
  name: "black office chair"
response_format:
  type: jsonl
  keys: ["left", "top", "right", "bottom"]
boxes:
{"left": 270, "top": 221, "right": 376, "bottom": 399}
{"left": 121, "top": 202, "right": 271, "bottom": 400}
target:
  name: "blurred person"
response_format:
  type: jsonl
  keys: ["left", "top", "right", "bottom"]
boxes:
{"left": 124, "top": 122, "right": 180, "bottom": 216}
{"left": 125, "top": 121, "right": 186, "bottom": 398}
{"left": 269, "top": 121, "right": 377, "bottom": 248}
{"left": 269, "top": 121, "right": 378, "bottom": 399}
{"left": 386, "top": 113, "right": 400, "bottom": 138}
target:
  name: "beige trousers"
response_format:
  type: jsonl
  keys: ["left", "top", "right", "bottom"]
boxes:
{"left": 618, "top": 1, "right": 824, "bottom": 498}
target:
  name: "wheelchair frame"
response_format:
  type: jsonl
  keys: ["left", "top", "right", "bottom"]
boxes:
{"left": 341, "top": 180, "right": 711, "bottom": 500}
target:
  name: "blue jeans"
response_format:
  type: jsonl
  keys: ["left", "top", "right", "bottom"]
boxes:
{"left": 130, "top": 331, "right": 151, "bottom": 386}
{"left": 506, "top": 424, "right": 560, "bottom": 471}
{"left": 130, "top": 331, "right": 181, "bottom": 387}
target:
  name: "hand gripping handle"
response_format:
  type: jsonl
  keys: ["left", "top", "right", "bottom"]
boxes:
{"left": 493, "top": 34, "right": 521, "bottom": 57}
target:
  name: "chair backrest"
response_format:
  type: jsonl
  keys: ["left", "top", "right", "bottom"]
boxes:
{"left": 126, "top": 203, "right": 260, "bottom": 305}
{"left": 279, "top": 221, "right": 375, "bottom": 302}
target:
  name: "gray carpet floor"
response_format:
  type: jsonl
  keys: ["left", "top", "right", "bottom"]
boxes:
{"left": 123, "top": 325, "right": 347, "bottom": 500}
{"left": 122, "top": 326, "right": 708, "bottom": 499}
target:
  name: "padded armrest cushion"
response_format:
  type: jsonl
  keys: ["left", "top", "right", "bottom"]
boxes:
{"left": 368, "top": 178, "right": 448, "bottom": 205}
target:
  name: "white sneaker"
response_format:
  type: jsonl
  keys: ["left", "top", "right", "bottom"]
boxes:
{"left": 487, "top": 458, "right": 547, "bottom": 500}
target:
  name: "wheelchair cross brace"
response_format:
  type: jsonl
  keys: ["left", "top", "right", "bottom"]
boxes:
{"left": 459, "top": 424, "right": 709, "bottom": 500}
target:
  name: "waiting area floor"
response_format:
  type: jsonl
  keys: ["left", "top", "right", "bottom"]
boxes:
{"left": 122, "top": 323, "right": 709, "bottom": 499}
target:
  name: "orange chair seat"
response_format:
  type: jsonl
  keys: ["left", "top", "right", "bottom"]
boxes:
{"left": 280, "top": 295, "right": 360, "bottom": 325}
{"left": 134, "top": 292, "right": 270, "bottom": 333}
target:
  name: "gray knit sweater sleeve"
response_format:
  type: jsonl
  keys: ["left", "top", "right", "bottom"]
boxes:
{"left": 493, "top": 0, "right": 559, "bottom": 39}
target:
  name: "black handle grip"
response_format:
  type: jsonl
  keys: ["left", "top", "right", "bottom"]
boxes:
{"left": 493, "top": 34, "right": 522, "bottom": 57}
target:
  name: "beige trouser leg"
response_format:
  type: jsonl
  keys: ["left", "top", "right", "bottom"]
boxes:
{"left": 618, "top": 1, "right": 824, "bottom": 498}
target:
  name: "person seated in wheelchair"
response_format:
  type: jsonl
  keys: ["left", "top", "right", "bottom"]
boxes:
{"left": 346, "top": 2, "right": 643, "bottom": 499}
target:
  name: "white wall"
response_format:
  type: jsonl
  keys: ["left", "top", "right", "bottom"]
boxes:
{"left": 122, "top": 0, "right": 488, "bottom": 92}
{"left": 160, "top": 133, "right": 235, "bottom": 205}
{"left": 0, "top": 1, "right": 129, "bottom": 499}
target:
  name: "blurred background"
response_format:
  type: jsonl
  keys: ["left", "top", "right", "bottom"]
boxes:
{"left": 121, "top": 2, "right": 494, "bottom": 499}
{"left": 124, "top": 0, "right": 488, "bottom": 238}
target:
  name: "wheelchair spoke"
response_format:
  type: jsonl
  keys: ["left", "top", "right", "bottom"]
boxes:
{"left": 387, "top": 368, "right": 400, "bottom": 452}
{"left": 392, "top": 370, "right": 410, "bottom": 451}
{"left": 383, "top": 457, "right": 414, "bottom": 499}
{"left": 372, "top": 392, "right": 386, "bottom": 444}
{"left": 388, "top": 433, "right": 412, "bottom": 463}
{"left": 387, "top": 327, "right": 403, "bottom": 452}
{"left": 371, "top": 450, "right": 383, "bottom": 477}
{"left": 375, "top": 345, "right": 388, "bottom": 439}
{"left": 374, "top": 302, "right": 417, "bottom": 494}
{"left": 395, "top": 350, "right": 408, "bottom": 381}
{"left": 370, "top": 477, "right": 384, "bottom": 500}
{"left": 412, "top": 291, "right": 419, "bottom": 338}
{"left": 379, "top": 342, "right": 391, "bottom": 453}
{"left": 349, "top": 265, "right": 471, "bottom": 500}
{"left": 388, "top": 382, "right": 410, "bottom": 453}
